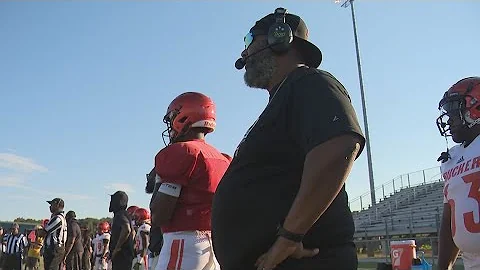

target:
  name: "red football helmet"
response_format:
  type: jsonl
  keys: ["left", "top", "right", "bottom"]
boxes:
{"left": 437, "top": 77, "right": 480, "bottom": 136}
{"left": 97, "top": 221, "right": 110, "bottom": 234}
{"left": 133, "top": 208, "right": 150, "bottom": 223}
{"left": 127, "top": 206, "right": 139, "bottom": 217}
{"left": 162, "top": 92, "right": 216, "bottom": 145}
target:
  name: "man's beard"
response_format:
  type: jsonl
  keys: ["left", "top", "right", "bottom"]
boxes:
{"left": 244, "top": 48, "right": 277, "bottom": 90}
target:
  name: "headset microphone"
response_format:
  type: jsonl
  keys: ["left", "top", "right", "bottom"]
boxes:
{"left": 234, "top": 44, "right": 273, "bottom": 70}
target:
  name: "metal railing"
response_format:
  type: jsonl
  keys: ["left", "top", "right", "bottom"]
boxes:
{"left": 349, "top": 166, "right": 442, "bottom": 212}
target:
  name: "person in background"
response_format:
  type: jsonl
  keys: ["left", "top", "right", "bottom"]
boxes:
{"left": 64, "top": 211, "right": 83, "bottom": 270}
{"left": 144, "top": 169, "right": 163, "bottom": 270}
{"left": 80, "top": 227, "right": 92, "bottom": 270}
{"left": 92, "top": 222, "right": 110, "bottom": 270}
{"left": 0, "top": 226, "right": 5, "bottom": 270}
{"left": 108, "top": 191, "right": 134, "bottom": 270}
{"left": 25, "top": 225, "right": 45, "bottom": 270}
{"left": 132, "top": 209, "right": 150, "bottom": 270}
{"left": 3, "top": 223, "right": 28, "bottom": 270}
{"left": 43, "top": 198, "right": 68, "bottom": 270}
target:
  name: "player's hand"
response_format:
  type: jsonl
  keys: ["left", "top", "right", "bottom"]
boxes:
{"left": 255, "top": 237, "right": 319, "bottom": 270}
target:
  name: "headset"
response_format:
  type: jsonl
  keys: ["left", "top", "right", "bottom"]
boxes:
{"left": 267, "top": 7, "right": 294, "bottom": 54}
{"left": 235, "top": 7, "right": 295, "bottom": 69}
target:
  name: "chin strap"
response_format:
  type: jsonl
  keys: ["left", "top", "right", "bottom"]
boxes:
{"left": 437, "top": 136, "right": 450, "bottom": 163}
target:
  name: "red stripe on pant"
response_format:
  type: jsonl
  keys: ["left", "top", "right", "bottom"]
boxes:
{"left": 167, "top": 239, "right": 184, "bottom": 270}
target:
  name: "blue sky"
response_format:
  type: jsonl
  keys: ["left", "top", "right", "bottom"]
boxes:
{"left": 1, "top": 1, "right": 478, "bottom": 221}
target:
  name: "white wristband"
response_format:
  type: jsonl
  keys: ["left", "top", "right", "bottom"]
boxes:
{"left": 158, "top": 182, "right": 182, "bottom": 197}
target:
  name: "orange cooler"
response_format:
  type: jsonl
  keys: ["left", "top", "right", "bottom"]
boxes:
{"left": 390, "top": 240, "right": 416, "bottom": 270}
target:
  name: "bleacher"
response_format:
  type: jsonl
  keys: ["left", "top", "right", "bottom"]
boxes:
{"left": 351, "top": 172, "right": 445, "bottom": 239}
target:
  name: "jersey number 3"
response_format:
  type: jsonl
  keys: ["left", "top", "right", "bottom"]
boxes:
{"left": 450, "top": 171, "right": 480, "bottom": 236}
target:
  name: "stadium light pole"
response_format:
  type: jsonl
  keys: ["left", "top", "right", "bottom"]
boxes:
{"left": 337, "top": 0, "right": 376, "bottom": 206}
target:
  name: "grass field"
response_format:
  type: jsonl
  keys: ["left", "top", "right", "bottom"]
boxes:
{"left": 358, "top": 261, "right": 465, "bottom": 270}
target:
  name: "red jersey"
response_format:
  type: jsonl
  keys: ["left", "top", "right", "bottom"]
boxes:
{"left": 155, "top": 139, "right": 230, "bottom": 233}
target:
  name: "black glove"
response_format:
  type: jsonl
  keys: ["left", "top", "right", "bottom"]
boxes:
{"left": 145, "top": 168, "right": 156, "bottom": 194}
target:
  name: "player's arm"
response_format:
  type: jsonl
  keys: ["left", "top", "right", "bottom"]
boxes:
{"left": 150, "top": 144, "right": 196, "bottom": 227}
{"left": 150, "top": 183, "right": 181, "bottom": 226}
{"left": 140, "top": 231, "right": 149, "bottom": 257}
{"left": 102, "top": 238, "right": 109, "bottom": 257}
{"left": 64, "top": 224, "right": 77, "bottom": 261}
{"left": 437, "top": 203, "right": 459, "bottom": 269}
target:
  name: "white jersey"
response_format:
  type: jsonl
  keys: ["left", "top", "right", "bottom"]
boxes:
{"left": 135, "top": 223, "right": 151, "bottom": 252}
{"left": 441, "top": 135, "right": 480, "bottom": 254}
{"left": 93, "top": 232, "right": 111, "bottom": 256}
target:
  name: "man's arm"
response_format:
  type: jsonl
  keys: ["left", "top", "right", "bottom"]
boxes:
{"left": 282, "top": 134, "right": 362, "bottom": 234}
{"left": 64, "top": 224, "right": 76, "bottom": 259}
{"left": 437, "top": 203, "right": 459, "bottom": 269}
{"left": 43, "top": 216, "right": 61, "bottom": 234}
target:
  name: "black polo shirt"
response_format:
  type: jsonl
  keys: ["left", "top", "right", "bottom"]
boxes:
{"left": 211, "top": 66, "right": 365, "bottom": 269}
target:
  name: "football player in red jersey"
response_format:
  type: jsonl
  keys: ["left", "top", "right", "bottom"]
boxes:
{"left": 437, "top": 77, "right": 480, "bottom": 270}
{"left": 149, "top": 92, "right": 231, "bottom": 270}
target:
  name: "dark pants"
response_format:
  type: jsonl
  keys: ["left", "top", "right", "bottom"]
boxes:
{"left": 44, "top": 245, "right": 66, "bottom": 270}
{"left": 82, "top": 251, "right": 92, "bottom": 270}
{"left": 111, "top": 253, "right": 133, "bottom": 270}
{"left": 276, "top": 243, "right": 358, "bottom": 270}
{"left": 222, "top": 243, "right": 358, "bottom": 270}
{"left": 66, "top": 251, "right": 83, "bottom": 270}
{"left": 3, "top": 254, "right": 22, "bottom": 270}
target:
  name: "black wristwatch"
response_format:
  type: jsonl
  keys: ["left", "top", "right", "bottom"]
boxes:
{"left": 276, "top": 224, "right": 304, "bottom": 243}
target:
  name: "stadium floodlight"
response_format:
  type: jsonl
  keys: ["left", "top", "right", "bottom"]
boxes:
{"left": 336, "top": 0, "right": 376, "bottom": 206}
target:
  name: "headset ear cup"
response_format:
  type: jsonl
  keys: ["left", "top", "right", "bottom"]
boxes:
{"left": 267, "top": 20, "right": 293, "bottom": 54}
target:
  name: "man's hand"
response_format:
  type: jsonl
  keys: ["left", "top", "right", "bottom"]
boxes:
{"left": 254, "top": 237, "right": 319, "bottom": 270}
{"left": 111, "top": 248, "right": 121, "bottom": 260}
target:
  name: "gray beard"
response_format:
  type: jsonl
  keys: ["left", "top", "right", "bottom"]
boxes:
{"left": 243, "top": 49, "right": 277, "bottom": 90}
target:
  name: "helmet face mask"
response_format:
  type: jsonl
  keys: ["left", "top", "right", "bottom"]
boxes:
{"left": 162, "top": 108, "right": 182, "bottom": 145}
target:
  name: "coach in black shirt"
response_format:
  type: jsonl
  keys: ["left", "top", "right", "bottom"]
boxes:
{"left": 212, "top": 8, "right": 365, "bottom": 270}
{"left": 108, "top": 191, "right": 134, "bottom": 270}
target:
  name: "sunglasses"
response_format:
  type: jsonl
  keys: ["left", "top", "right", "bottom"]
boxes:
{"left": 244, "top": 32, "right": 254, "bottom": 49}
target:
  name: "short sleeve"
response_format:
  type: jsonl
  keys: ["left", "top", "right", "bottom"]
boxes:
{"left": 154, "top": 142, "right": 199, "bottom": 186}
{"left": 288, "top": 71, "right": 365, "bottom": 155}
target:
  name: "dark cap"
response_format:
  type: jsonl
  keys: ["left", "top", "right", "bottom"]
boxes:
{"left": 250, "top": 9, "right": 322, "bottom": 68}
{"left": 47, "top": 198, "right": 65, "bottom": 208}
{"left": 66, "top": 210, "right": 76, "bottom": 220}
